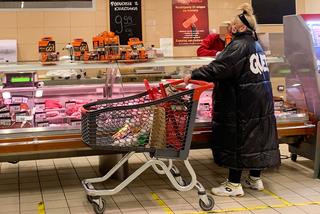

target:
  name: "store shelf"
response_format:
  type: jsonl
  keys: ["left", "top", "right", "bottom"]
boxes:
{"left": 0, "top": 61, "right": 118, "bottom": 73}
{"left": 0, "top": 56, "right": 284, "bottom": 73}
{"left": 118, "top": 57, "right": 214, "bottom": 68}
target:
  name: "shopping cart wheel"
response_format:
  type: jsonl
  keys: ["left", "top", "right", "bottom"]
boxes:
{"left": 92, "top": 197, "right": 106, "bottom": 214}
{"left": 291, "top": 154, "right": 297, "bottom": 162}
{"left": 199, "top": 195, "right": 214, "bottom": 211}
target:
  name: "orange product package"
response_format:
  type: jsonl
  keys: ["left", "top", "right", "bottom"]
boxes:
{"left": 72, "top": 38, "right": 89, "bottom": 61}
{"left": 38, "top": 37, "right": 58, "bottom": 63}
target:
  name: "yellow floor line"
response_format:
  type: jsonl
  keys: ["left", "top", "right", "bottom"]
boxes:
{"left": 151, "top": 189, "right": 320, "bottom": 214}
{"left": 262, "top": 189, "right": 292, "bottom": 205}
{"left": 188, "top": 202, "right": 320, "bottom": 214}
{"left": 38, "top": 201, "right": 45, "bottom": 214}
{"left": 293, "top": 201, "right": 320, "bottom": 206}
{"left": 151, "top": 192, "right": 174, "bottom": 214}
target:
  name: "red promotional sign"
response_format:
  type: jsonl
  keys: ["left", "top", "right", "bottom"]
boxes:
{"left": 172, "top": 0, "right": 209, "bottom": 46}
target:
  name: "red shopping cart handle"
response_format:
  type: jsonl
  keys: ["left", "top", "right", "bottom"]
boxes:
{"left": 81, "top": 107, "right": 87, "bottom": 114}
{"left": 167, "top": 79, "right": 214, "bottom": 101}
{"left": 168, "top": 79, "right": 209, "bottom": 86}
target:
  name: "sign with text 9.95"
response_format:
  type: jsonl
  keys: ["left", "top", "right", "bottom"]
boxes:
{"left": 109, "top": 0, "right": 142, "bottom": 45}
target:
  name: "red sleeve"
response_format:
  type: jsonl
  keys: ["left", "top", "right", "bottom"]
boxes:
{"left": 197, "top": 34, "right": 220, "bottom": 57}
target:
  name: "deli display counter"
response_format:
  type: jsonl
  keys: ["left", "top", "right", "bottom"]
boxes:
{"left": 0, "top": 58, "right": 215, "bottom": 167}
{"left": 0, "top": 56, "right": 317, "bottom": 177}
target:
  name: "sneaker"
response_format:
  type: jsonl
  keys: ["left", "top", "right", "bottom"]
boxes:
{"left": 242, "top": 176, "right": 264, "bottom": 191}
{"left": 211, "top": 181, "right": 244, "bottom": 197}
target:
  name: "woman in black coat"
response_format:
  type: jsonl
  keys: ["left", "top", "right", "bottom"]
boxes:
{"left": 185, "top": 3, "right": 280, "bottom": 197}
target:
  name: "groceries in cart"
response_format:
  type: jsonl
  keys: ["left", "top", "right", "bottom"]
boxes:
{"left": 90, "top": 79, "right": 191, "bottom": 151}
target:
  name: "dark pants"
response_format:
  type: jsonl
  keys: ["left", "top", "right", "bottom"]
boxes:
{"left": 228, "top": 169, "right": 261, "bottom": 183}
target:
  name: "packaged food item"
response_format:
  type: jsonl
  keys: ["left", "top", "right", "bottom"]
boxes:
{"left": 149, "top": 107, "right": 166, "bottom": 149}
{"left": 38, "top": 37, "right": 59, "bottom": 64}
{"left": 113, "top": 124, "right": 130, "bottom": 140}
{"left": 72, "top": 38, "right": 89, "bottom": 61}
{"left": 92, "top": 31, "right": 120, "bottom": 61}
{"left": 146, "top": 45, "right": 156, "bottom": 59}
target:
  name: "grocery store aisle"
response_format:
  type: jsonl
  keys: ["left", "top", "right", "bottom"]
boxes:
{"left": 1, "top": 145, "right": 320, "bottom": 214}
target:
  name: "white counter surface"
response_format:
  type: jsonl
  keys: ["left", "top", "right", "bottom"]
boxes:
{"left": 0, "top": 56, "right": 284, "bottom": 73}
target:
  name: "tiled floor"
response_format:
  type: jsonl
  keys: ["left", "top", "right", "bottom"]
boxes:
{"left": 1, "top": 145, "right": 320, "bottom": 214}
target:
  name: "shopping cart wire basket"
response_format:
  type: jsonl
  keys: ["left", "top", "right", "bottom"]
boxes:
{"left": 81, "top": 79, "right": 215, "bottom": 214}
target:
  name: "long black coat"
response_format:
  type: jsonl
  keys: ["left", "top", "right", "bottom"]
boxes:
{"left": 192, "top": 32, "right": 280, "bottom": 170}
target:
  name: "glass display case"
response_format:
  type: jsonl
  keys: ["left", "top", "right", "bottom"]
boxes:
{"left": 1, "top": 56, "right": 309, "bottom": 167}
{"left": 0, "top": 57, "right": 218, "bottom": 163}
{"left": 0, "top": 58, "right": 214, "bottom": 131}
{"left": 281, "top": 14, "right": 320, "bottom": 178}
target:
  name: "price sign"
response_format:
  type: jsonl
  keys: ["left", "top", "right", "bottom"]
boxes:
{"left": 110, "top": 0, "right": 142, "bottom": 45}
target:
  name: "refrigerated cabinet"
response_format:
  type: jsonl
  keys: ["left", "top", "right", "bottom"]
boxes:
{"left": 0, "top": 57, "right": 316, "bottom": 176}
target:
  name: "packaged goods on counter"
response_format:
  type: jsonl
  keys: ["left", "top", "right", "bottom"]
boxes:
{"left": 39, "top": 37, "right": 59, "bottom": 64}
{"left": 92, "top": 31, "right": 120, "bottom": 61}
{"left": 72, "top": 38, "right": 89, "bottom": 61}
{"left": 46, "top": 69, "right": 86, "bottom": 80}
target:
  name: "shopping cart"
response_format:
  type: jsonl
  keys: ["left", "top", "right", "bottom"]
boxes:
{"left": 81, "top": 79, "right": 214, "bottom": 214}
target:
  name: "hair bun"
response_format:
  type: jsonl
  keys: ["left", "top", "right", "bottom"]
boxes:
{"left": 238, "top": 3, "right": 254, "bottom": 16}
